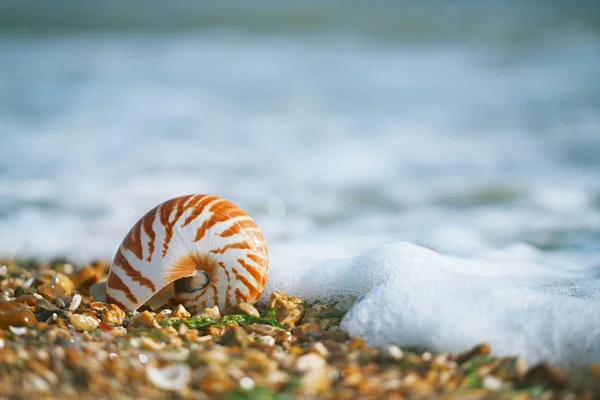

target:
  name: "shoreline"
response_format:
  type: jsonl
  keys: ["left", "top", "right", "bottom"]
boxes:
{"left": 1, "top": 258, "right": 599, "bottom": 399}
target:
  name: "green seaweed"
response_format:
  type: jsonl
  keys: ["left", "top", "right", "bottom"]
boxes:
{"left": 461, "top": 356, "right": 493, "bottom": 388}
{"left": 14, "top": 286, "right": 26, "bottom": 297}
{"left": 160, "top": 309, "right": 281, "bottom": 330}
{"left": 284, "top": 375, "right": 301, "bottom": 390}
{"left": 225, "top": 386, "right": 284, "bottom": 400}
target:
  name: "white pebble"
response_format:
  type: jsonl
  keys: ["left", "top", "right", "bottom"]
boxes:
{"left": 294, "top": 353, "right": 326, "bottom": 372}
{"left": 383, "top": 344, "right": 403, "bottom": 361}
{"left": 9, "top": 326, "right": 27, "bottom": 336}
{"left": 483, "top": 375, "right": 504, "bottom": 391}
{"left": 68, "top": 293, "right": 81, "bottom": 311}
{"left": 0, "top": 265, "right": 7, "bottom": 277}
{"left": 257, "top": 335, "right": 275, "bottom": 347}
{"left": 147, "top": 363, "right": 191, "bottom": 391}
{"left": 239, "top": 376, "right": 255, "bottom": 390}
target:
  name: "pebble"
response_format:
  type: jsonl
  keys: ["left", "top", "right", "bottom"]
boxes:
{"left": 295, "top": 353, "right": 326, "bottom": 372}
{"left": 147, "top": 363, "right": 191, "bottom": 391}
{"left": 292, "top": 322, "right": 324, "bottom": 342}
{"left": 37, "top": 283, "right": 68, "bottom": 302}
{"left": 73, "top": 265, "right": 101, "bottom": 291}
{"left": 226, "top": 302, "right": 260, "bottom": 318}
{"left": 482, "top": 375, "right": 504, "bottom": 391}
{"left": 194, "top": 305, "right": 221, "bottom": 320}
{"left": 456, "top": 343, "right": 491, "bottom": 364}
{"left": 381, "top": 344, "right": 404, "bottom": 361}
{"left": 129, "top": 311, "right": 159, "bottom": 328}
{"left": 0, "top": 301, "right": 37, "bottom": 329}
{"left": 68, "top": 294, "right": 81, "bottom": 311}
{"left": 69, "top": 314, "right": 100, "bottom": 332}
{"left": 221, "top": 326, "right": 250, "bottom": 348}
{"left": 267, "top": 291, "right": 305, "bottom": 329}
{"left": 521, "top": 362, "right": 568, "bottom": 389}
{"left": 491, "top": 357, "right": 528, "bottom": 381}
{"left": 101, "top": 304, "right": 126, "bottom": 326}
{"left": 171, "top": 304, "right": 191, "bottom": 319}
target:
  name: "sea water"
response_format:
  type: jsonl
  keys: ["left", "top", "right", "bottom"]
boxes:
{"left": 1, "top": 1, "right": 599, "bottom": 366}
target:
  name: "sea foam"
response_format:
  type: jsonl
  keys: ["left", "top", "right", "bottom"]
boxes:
{"left": 263, "top": 241, "right": 600, "bottom": 366}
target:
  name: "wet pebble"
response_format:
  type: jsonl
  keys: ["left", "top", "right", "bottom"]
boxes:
{"left": 0, "top": 301, "right": 37, "bottom": 329}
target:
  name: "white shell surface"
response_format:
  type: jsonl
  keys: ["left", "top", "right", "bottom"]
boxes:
{"left": 105, "top": 194, "right": 268, "bottom": 313}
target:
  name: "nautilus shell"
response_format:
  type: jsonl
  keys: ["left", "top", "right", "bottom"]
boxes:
{"left": 105, "top": 194, "right": 268, "bottom": 314}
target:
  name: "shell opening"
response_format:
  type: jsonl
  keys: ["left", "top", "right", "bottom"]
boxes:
{"left": 174, "top": 271, "right": 209, "bottom": 293}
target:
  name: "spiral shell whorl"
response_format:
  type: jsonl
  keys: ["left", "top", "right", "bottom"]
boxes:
{"left": 105, "top": 194, "right": 268, "bottom": 314}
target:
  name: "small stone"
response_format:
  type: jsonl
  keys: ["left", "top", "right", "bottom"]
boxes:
{"left": 129, "top": 310, "right": 159, "bottom": 328}
{"left": 321, "top": 341, "right": 349, "bottom": 361}
{"left": 521, "top": 363, "right": 568, "bottom": 389}
{"left": 267, "top": 291, "right": 305, "bottom": 329}
{"left": 52, "top": 272, "right": 75, "bottom": 294}
{"left": 209, "top": 325, "right": 225, "bottom": 337}
{"left": 69, "top": 313, "right": 100, "bottom": 332}
{"left": 221, "top": 325, "right": 250, "bottom": 348}
{"left": 348, "top": 337, "right": 367, "bottom": 351}
{"left": 239, "top": 376, "right": 255, "bottom": 390}
{"left": 90, "top": 301, "right": 106, "bottom": 311}
{"left": 227, "top": 302, "right": 260, "bottom": 318}
{"left": 243, "top": 324, "right": 295, "bottom": 345}
{"left": 292, "top": 322, "right": 324, "bottom": 342}
{"left": 492, "top": 357, "right": 527, "bottom": 381}
{"left": 14, "top": 295, "right": 38, "bottom": 307}
{"left": 9, "top": 326, "right": 28, "bottom": 336}
{"left": 68, "top": 293, "right": 82, "bottom": 312}
{"left": 194, "top": 306, "right": 221, "bottom": 320}
{"left": 301, "top": 303, "right": 332, "bottom": 323}
{"left": 73, "top": 265, "right": 101, "bottom": 291}
{"left": 456, "top": 343, "right": 491, "bottom": 364}
{"left": 295, "top": 353, "right": 326, "bottom": 372}
{"left": 140, "top": 336, "right": 165, "bottom": 350}
{"left": 147, "top": 363, "right": 191, "bottom": 391}
{"left": 482, "top": 375, "right": 503, "bottom": 391}
{"left": 0, "top": 301, "right": 37, "bottom": 329}
{"left": 255, "top": 334, "right": 276, "bottom": 347}
{"left": 322, "top": 330, "right": 349, "bottom": 342}
{"left": 101, "top": 304, "right": 126, "bottom": 326}
{"left": 309, "top": 342, "right": 330, "bottom": 358}
{"left": 196, "top": 365, "right": 236, "bottom": 394}
{"left": 381, "top": 344, "right": 404, "bottom": 362}
{"left": 172, "top": 304, "right": 191, "bottom": 319}
{"left": 264, "top": 370, "right": 289, "bottom": 390}
{"left": 35, "top": 298, "right": 68, "bottom": 320}
{"left": 109, "top": 326, "right": 127, "bottom": 337}
{"left": 300, "top": 369, "right": 331, "bottom": 394}
{"left": 37, "top": 283, "right": 68, "bottom": 302}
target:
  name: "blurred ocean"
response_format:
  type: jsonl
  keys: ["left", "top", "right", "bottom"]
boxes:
{"left": 0, "top": 0, "right": 599, "bottom": 272}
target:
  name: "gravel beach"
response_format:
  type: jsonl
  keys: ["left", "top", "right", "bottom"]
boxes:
{"left": 1, "top": 258, "right": 599, "bottom": 399}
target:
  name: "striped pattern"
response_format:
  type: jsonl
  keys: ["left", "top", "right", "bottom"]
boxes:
{"left": 106, "top": 194, "right": 269, "bottom": 313}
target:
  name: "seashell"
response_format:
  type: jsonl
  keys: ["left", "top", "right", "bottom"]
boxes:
{"left": 105, "top": 194, "right": 269, "bottom": 314}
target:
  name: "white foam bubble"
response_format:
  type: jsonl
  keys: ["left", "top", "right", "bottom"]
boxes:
{"left": 264, "top": 242, "right": 600, "bottom": 366}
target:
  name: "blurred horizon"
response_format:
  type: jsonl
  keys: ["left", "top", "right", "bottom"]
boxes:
{"left": 1, "top": 1, "right": 599, "bottom": 42}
